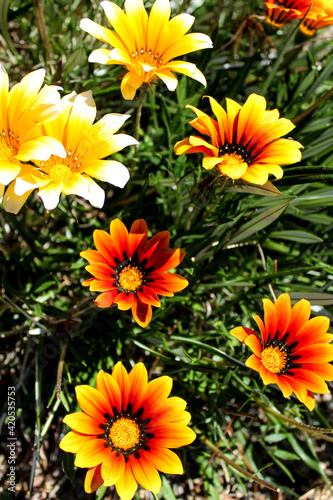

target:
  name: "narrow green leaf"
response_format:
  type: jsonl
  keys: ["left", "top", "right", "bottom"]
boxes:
{"left": 269, "top": 230, "right": 323, "bottom": 243}
{"left": 289, "top": 292, "right": 333, "bottom": 305}
{"left": 264, "top": 433, "right": 288, "bottom": 444}
{"left": 274, "top": 450, "right": 300, "bottom": 461}
{"left": 62, "top": 451, "right": 75, "bottom": 482}
{"left": 226, "top": 181, "right": 282, "bottom": 197}
{"left": 226, "top": 202, "right": 289, "bottom": 246}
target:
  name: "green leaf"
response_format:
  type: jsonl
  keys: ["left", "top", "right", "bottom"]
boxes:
{"left": 289, "top": 292, "right": 333, "bottom": 305}
{"left": 274, "top": 450, "right": 300, "bottom": 461}
{"left": 226, "top": 202, "right": 290, "bottom": 246}
{"left": 226, "top": 181, "right": 282, "bottom": 197}
{"left": 161, "top": 476, "right": 177, "bottom": 500}
{"left": 269, "top": 230, "right": 323, "bottom": 243}
{"left": 0, "top": 0, "right": 17, "bottom": 54}
{"left": 264, "top": 433, "right": 288, "bottom": 444}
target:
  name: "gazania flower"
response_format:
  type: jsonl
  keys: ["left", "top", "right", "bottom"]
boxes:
{"left": 174, "top": 94, "right": 303, "bottom": 185}
{"left": 300, "top": 1, "right": 333, "bottom": 36}
{"left": 81, "top": 218, "right": 188, "bottom": 328}
{"left": 4, "top": 91, "right": 137, "bottom": 213}
{"left": 230, "top": 293, "right": 333, "bottom": 410}
{"left": 80, "top": 0, "right": 213, "bottom": 100}
{"left": 0, "top": 66, "right": 65, "bottom": 200}
{"left": 265, "top": 0, "right": 313, "bottom": 28}
{"left": 60, "top": 362, "right": 195, "bottom": 498}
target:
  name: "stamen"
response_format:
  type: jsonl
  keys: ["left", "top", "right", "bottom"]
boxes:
{"left": 49, "top": 164, "right": 72, "bottom": 182}
{"left": 109, "top": 418, "right": 141, "bottom": 450}
{"left": 261, "top": 345, "right": 287, "bottom": 374}
{"left": 118, "top": 265, "right": 143, "bottom": 292}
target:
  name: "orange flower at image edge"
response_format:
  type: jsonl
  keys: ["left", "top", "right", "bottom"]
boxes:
{"left": 265, "top": 0, "right": 313, "bottom": 28}
{"left": 60, "top": 362, "right": 195, "bottom": 498}
{"left": 230, "top": 293, "right": 333, "bottom": 410}
{"left": 81, "top": 219, "right": 188, "bottom": 327}
{"left": 80, "top": 0, "right": 212, "bottom": 99}
{"left": 174, "top": 94, "right": 303, "bottom": 186}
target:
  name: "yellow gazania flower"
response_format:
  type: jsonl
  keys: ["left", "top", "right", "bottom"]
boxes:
{"left": 300, "top": 0, "right": 333, "bottom": 36}
{"left": 80, "top": 0, "right": 213, "bottom": 100}
{"left": 4, "top": 91, "right": 138, "bottom": 213}
{"left": 0, "top": 66, "right": 65, "bottom": 202}
{"left": 174, "top": 94, "right": 303, "bottom": 185}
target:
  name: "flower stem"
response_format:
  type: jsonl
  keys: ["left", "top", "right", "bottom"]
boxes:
{"left": 254, "top": 396, "right": 333, "bottom": 442}
{"left": 33, "top": 0, "right": 51, "bottom": 62}
{"left": 198, "top": 432, "right": 280, "bottom": 493}
{"left": 130, "top": 86, "right": 145, "bottom": 177}
{"left": 56, "top": 343, "right": 68, "bottom": 400}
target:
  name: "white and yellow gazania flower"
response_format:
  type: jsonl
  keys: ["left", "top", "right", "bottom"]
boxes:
{"left": 4, "top": 91, "right": 138, "bottom": 213}
{"left": 0, "top": 66, "right": 64, "bottom": 203}
{"left": 80, "top": 0, "right": 213, "bottom": 100}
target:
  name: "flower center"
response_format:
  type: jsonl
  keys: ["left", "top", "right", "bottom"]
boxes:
{"left": 118, "top": 265, "right": 143, "bottom": 292}
{"left": 261, "top": 345, "right": 287, "bottom": 373}
{"left": 98, "top": 405, "right": 153, "bottom": 460}
{"left": 49, "top": 164, "right": 72, "bottom": 182}
{"left": 109, "top": 418, "right": 140, "bottom": 450}
{"left": 131, "top": 48, "right": 163, "bottom": 76}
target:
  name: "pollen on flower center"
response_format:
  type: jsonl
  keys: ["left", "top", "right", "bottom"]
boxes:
{"left": 261, "top": 345, "right": 287, "bottom": 373}
{"left": 0, "top": 138, "right": 15, "bottom": 163}
{"left": 49, "top": 164, "right": 72, "bottom": 182}
{"left": 118, "top": 265, "right": 143, "bottom": 292}
{"left": 109, "top": 417, "right": 141, "bottom": 450}
{"left": 219, "top": 152, "right": 245, "bottom": 166}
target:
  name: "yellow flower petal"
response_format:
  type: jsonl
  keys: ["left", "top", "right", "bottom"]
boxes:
{"left": 121, "top": 71, "right": 145, "bottom": 100}
{"left": 80, "top": 17, "right": 124, "bottom": 49}
{"left": 38, "top": 181, "right": 63, "bottom": 210}
{"left": 156, "top": 70, "right": 178, "bottom": 91}
{"left": 163, "top": 60, "right": 206, "bottom": 87}
{"left": 162, "top": 33, "right": 212, "bottom": 63}
{"left": 157, "top": 13, "right": 194, "bottom": 55}
{"left": 81, "top": 159, "right": 129, "bottom": 188}
{"left": 0, "top": 65, "right": 9, "bottom": 133}
{"left": 147, "top": 0, "right": 171, "bottom": 54}
{"left": 15, "top": 136, "right": 66, "bottom": 162}
{"left": 2, "top": 181, "right": 32, "bottom": 214}
{"left": 88, "top": 48, "right": 114, "bottom": 65}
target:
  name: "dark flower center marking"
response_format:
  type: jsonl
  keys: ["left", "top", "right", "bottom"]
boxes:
{"left": 218, "top": 141, "right": 258, "bottom": 166}
{"left": 114, "top": 252, "right": 154, "bottom": 295}
{"left": 98, "top": 404, "right": 153, "bottom": 461}
{"left": 262, "top": 331, "right": 301, "bottom": 375}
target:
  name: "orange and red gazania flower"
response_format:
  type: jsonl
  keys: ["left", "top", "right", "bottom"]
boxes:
{"left": 265, "top": 0, "right": 313, "bottom": 28}
{"left": 174, "top": 94, "right": 303, "bottom": 185}
{"left": 59, "top": 362, "right": 196, "bottom": 498}
{"left": 230, "top": 293, "right": 333, "bottom": 410}
{"left": 81, "top": 219, "right": 188, "bottom": 328}
{"left": 80, "top": 0, "right": 212, "bottom": 99}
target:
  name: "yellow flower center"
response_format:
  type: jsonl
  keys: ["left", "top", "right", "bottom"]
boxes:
{"left": 118, "top": 265, "right": 143, "bottom": 292}
{"left": 109, "top": 418, "right": 141, "bottom": 450}
{"left": 49, "top": 164, "right": 72, "bottom": 182}
{"left": 0, "top": 137, "right": 15, "bottom": 163}
{"left": 261, "top": 345, "right": 287, "bottom": 373}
